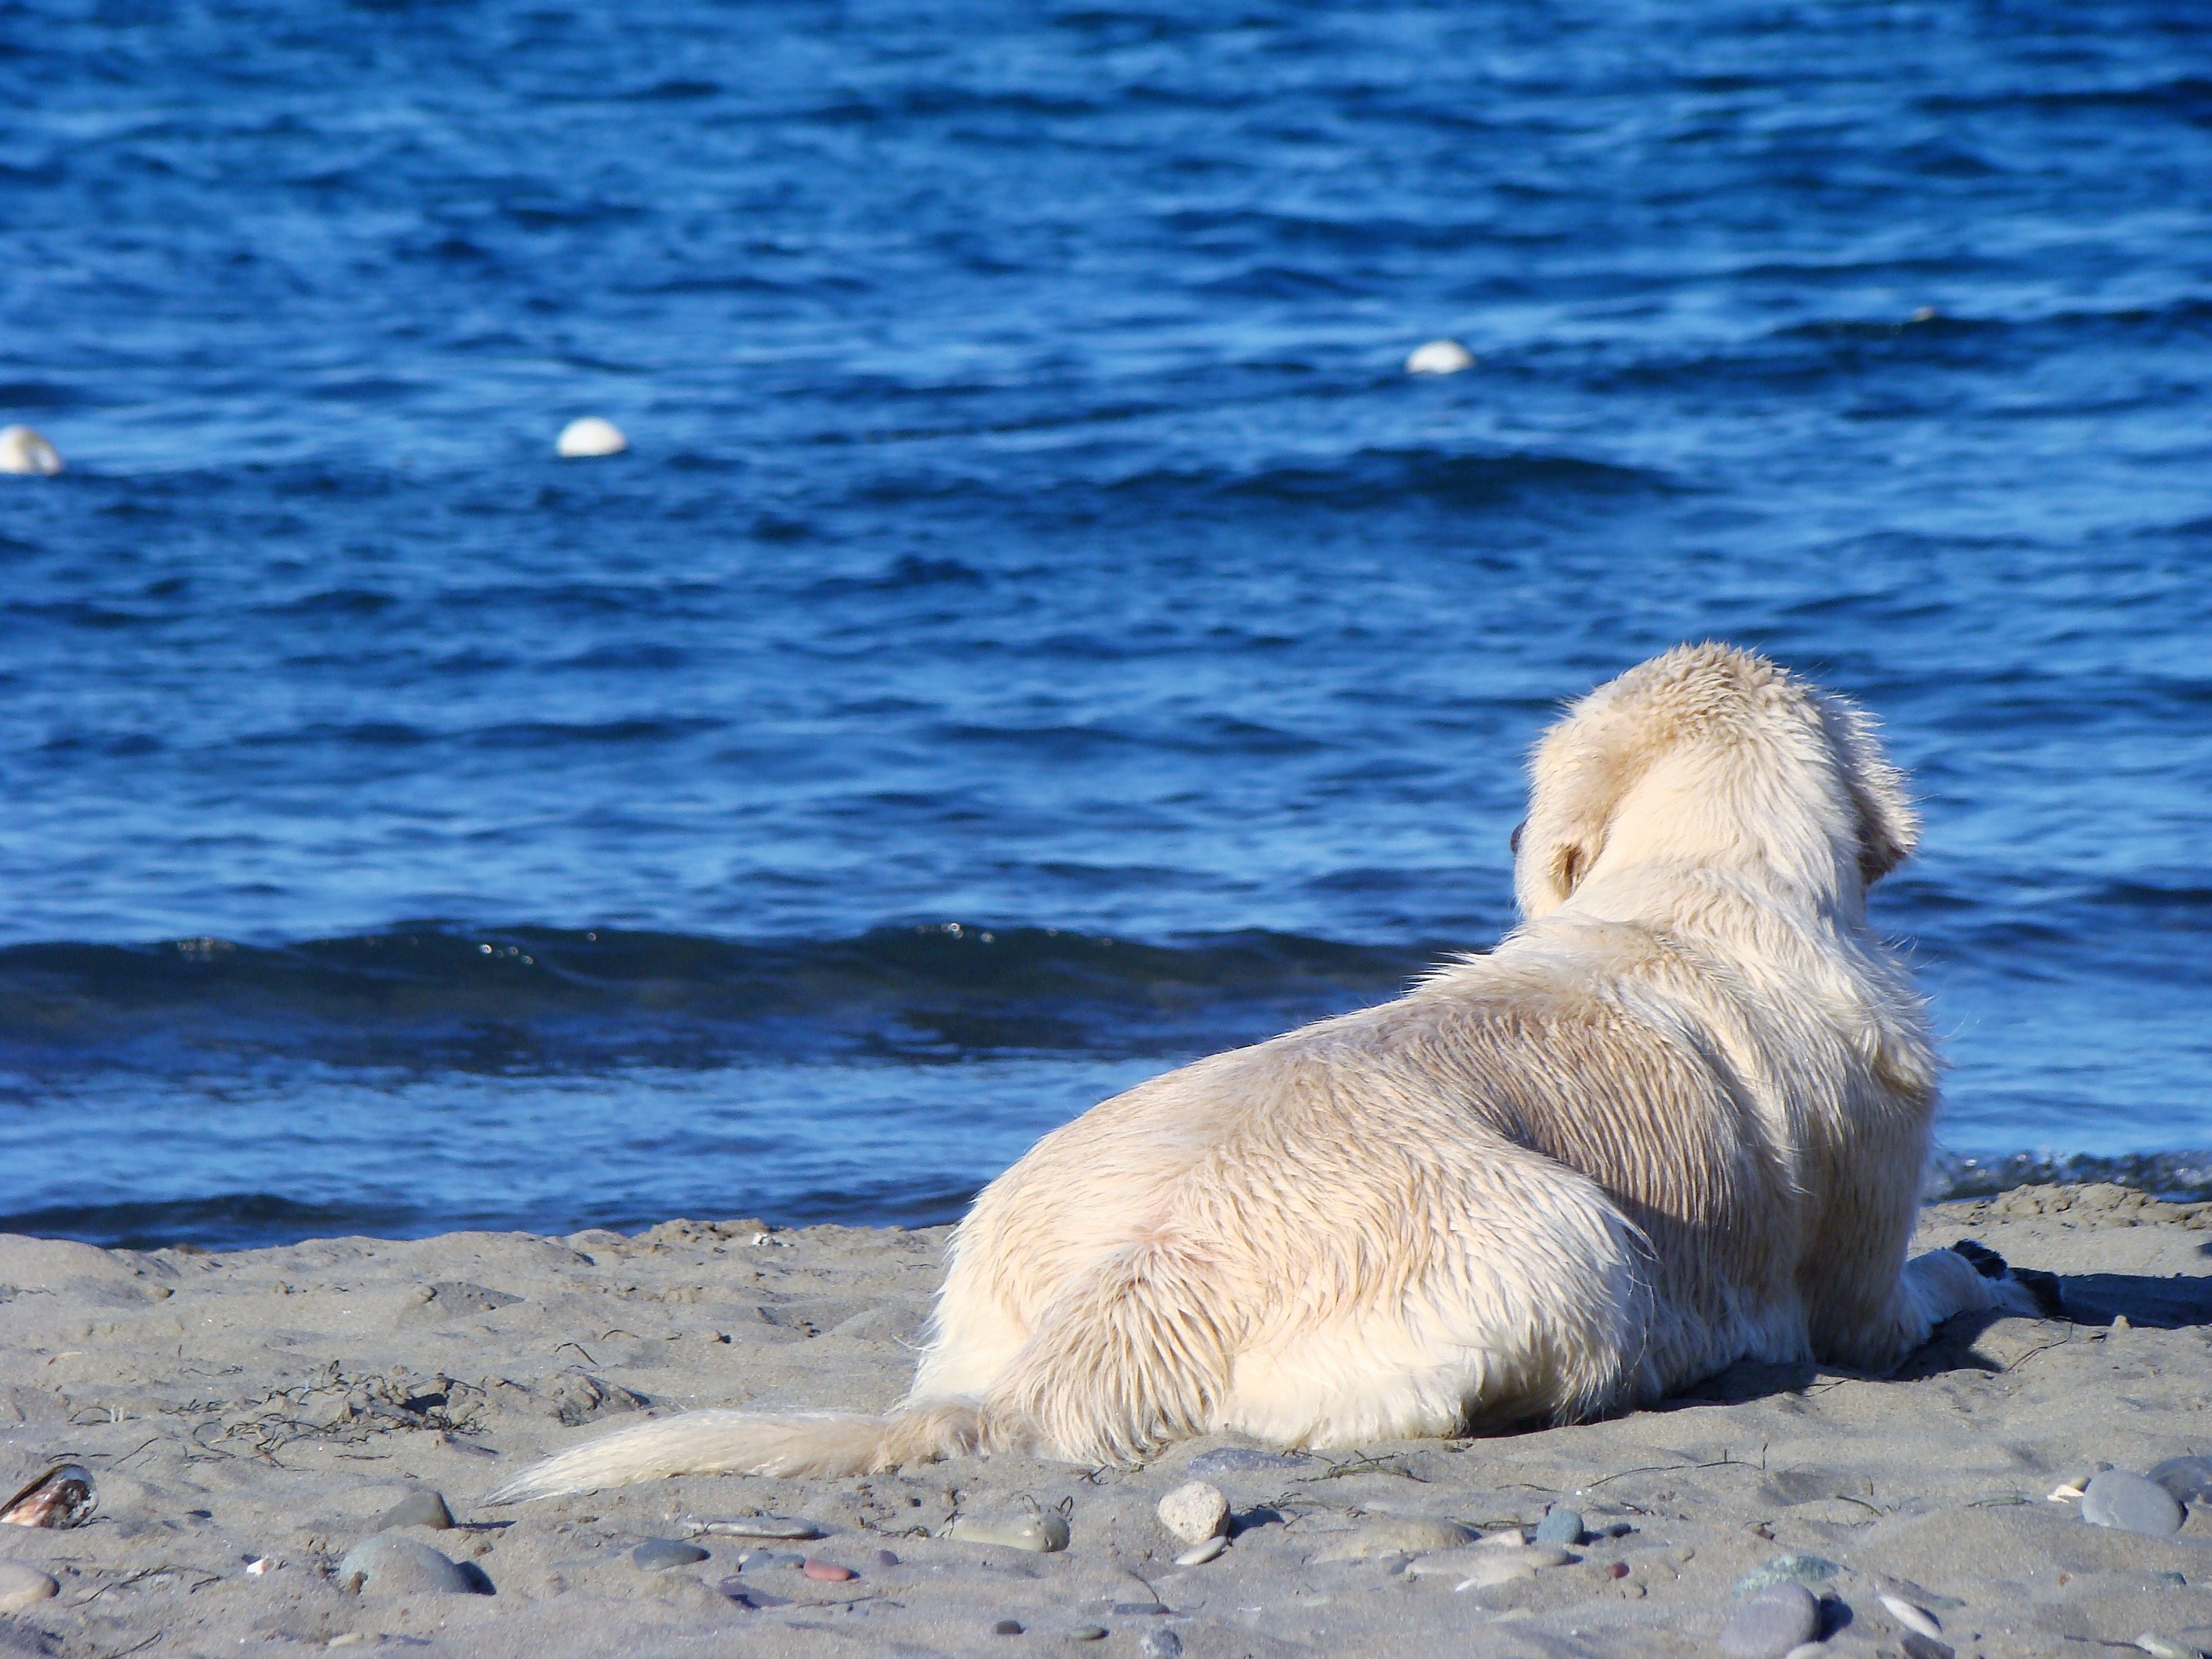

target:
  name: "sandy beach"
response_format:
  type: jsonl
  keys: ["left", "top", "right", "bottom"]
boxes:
{"left": 5, "top": 1182, "right": 2212, "bottom": 1658}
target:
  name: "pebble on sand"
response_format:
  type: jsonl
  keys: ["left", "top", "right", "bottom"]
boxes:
{"left": 1140, "top": 1631, "right": 1184, "bottom": 1659}
{"left": 873, "top": 1549, "right": 899, "bottom": 1568}
{"left": 1069, "top": 1626, "right": 1108, "bottom": 1642}
{"left": 373, "top": 1488, "right": 454, "bottom": 1532}
{"left": 1734, "top": 1554, "right": 1841, "bottom": 1595}
{"left": 2083, "top": 1468, "right": 2186, "bottom": 1537}
{"left": 1157, "top": 1479, "right": 1230, "bottom": 1544}
{"left": 1174, "top": 1534, "right": 1229, "bottom": 1566}
{"left": 1881, "top": 1593, "right": 1943, "bottom": 1639}
{"left": 555, "top": 416, "right": 628, "bottom": 458}
{"left": 693, "top": 1515, "right": 821, "bottom": 1540}
{"left": 1404, "top": 339, "right": 1475, "bottom": 375}
{"left": 632, "top": 1537, "right": 711, "bottom": 1571}
{"left": 0, "top": 1561, "right": 59, "bottom": 1613}
{"left": 2149, "top": 1456, "right": 2212, "bottom": 1505}
{"left": 0, "top": 425, "right": 62, "bottom": 476}
{"left": 800, "top": 1558, "right": 855, "bottom": 1581}
{"left": 2135, "top": 1635, "right": 2204, "bottom": 1659}
{"left": 337, "top": 1534, "right": 480, "bottom": 1596}
{"left": 949, "top": 1513, "right": 1070, "bottom": 1553}
{"left": 1721, "top": 1581, "right": 1821, "bottom": 1659}
{"left": 1534, "top": 1505, "right": 1584, "bottom": 1545}
{"left": 991, "top": 1618, "right": 1023, "bottom": 1635}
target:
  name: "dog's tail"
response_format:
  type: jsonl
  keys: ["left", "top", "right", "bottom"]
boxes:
{"left": 483, "top": 1399, "right": 985, "bottom": 1504}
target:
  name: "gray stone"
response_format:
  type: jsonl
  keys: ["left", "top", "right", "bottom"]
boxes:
{"left": 373, "top": 1489, "right": 453, "bottom": 1532}
{"left": 1114, "top": 1602, "right": 1171, "bottom": 1616}
{"left": 632, "top": 1537, "right": 711, "bottom": 1571}
{"left": 692, "top": 1515, "right": 821, "bottom": 1540}
{"left": 1900, "top": 1633, "right": 1956, "bottom": 1659}
{"left": 1186, "top": 1447, "right": 1309, "bottom": 1479}
{"left": 2084, "top": 1469, "right": 2186, "bottom": 1537}
{"left": 1721, "top": 1582, "right": 1821, "bottom": 1659}
{"left": 991, "top": 1618, "right": 1023, "bottom": 1635}
{"left": 1069, "top": 1629, "right": 1107, "bottom": 1642}
{"left": 2150, "top": 1458, "right": 2212, "bottom": 1506}
{"left": 874, "top": 1549, "right": 900, "bottom": 1568}
{"left": 1734, "top": 1554, "right": 1841, "bottom": 1596}
{"left": 1140, "top": 1632, "right": 1183, "bottom": 1659}
{"left": 337, "top": 1534, "right": 479, "bottom": 1596}
{"left": 1533, "top": 1506, "right": 1584, "bottom": 1545}
{"left": 737, "top": 1549, "right": 806, "bottom": 1570}
{"left": 0, "top": 1563, "right": 58, "bottom": 1614}
{"left": 949, "top": 1513, "right": 1069, "bottom": 1552}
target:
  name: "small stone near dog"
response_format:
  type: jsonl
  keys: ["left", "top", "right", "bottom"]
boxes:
{"left": 991, "top": 1618, "right": 1023, "bottom": 1635}
{"left": 1721, "top": 1582, "right": 1820, "bottom": 1659}
{"left": 1158, "top": 1480, "right": 1230, "bottom": 1544}
{"left": 374, "top": 1489, "right": 453, "bottom": 1532}
{"left": 632, "top": 1538, "right": 710, "bottom": 1571}
{"left": 693, "top": 1516, "right": 821, "bottom": 1540}
{"left": 1175, "top": 1534, "right": 1229, "bottom": 1565}
{"left": 0, "top": 1561, "right": 59, "bottom": 1613}
{"left": 337, "top": 1534, "right": 478, "bottom": 1595}
{"left": 2083, "top": 1469, "right": 2184, "bottom": 1537}
{"left": 2149, "top": 1457, "right": 2212, "bottom": 1505}
{"left": 1140, "top": 1631, "right": 1183, "bottom": 1659}
{"left": 1534, "top": 1506, "right": 1584, "bottom": 1545}
{"left": 949, "top": 1513, "right": 1070, "bottom": 1552}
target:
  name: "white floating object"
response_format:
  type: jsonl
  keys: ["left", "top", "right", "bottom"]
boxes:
{"left": 0, "top": 424, "right": 62, "bottom": 475}
{"left": 1404, "top": 339, "right": 1475, "bottom": 376}
{"left": 556, "top": 416, "right": 628, "bottom": 458}
{"left": 1174, "top": 1534, "right": 1229, "bottom": 1565}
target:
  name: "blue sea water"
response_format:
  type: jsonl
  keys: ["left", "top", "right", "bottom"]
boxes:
{"left": 1, "top": 0, "right": 2209, "bottom": 1249}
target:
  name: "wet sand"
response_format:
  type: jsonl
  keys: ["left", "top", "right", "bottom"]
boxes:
{"left": 5, "top": 1181, "right": 2212, "bottom": 1658}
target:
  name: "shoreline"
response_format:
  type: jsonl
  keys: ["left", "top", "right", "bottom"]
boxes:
{"left": 3, "top": 1181, "right": 2211, "bottom": 1657}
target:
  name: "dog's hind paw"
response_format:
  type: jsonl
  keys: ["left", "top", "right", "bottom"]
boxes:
{"left": 1948, "top": 1237, "right": 2009, "bottom": 1279}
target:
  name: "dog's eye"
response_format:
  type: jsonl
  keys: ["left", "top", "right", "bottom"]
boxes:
{"left": 1509, "top": 821, "right": 1524, "bottom": 855}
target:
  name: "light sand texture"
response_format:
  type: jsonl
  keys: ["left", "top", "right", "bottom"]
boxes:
{"left": 4, "top": 1183, "right": 2212, "bottom": 1658}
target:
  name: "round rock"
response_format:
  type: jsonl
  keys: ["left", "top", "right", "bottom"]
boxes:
{"left": 1534, "top": 1506, "right": 1584, "bottom": 1546}
{"left": 1157, "top": 1479, "right": 1230, "bottom": 1544}
{"left": 0, "top": 1561, "right": 59, "bottom": 1613}
{"left": 337, "top": 1534, "right": 478, "bottom": 1596}
{"left": 873, "top": 1549, "right": 899, "bottom": 1568}
{"left": 374, "top": 1489, "right": 453, "bottom": 1532}
{"left": 632, "top": 1537, "right": 711, "bottom": 1571}
{"left": 2083, "top": 1469, "right": 2185, "bottom": 1538}
{"left": 1140, "top": 1630, "right": 1184, "bottom": 1659}
{"left": 1721, "top": 1582, "right": 1821, "bottom": 1659}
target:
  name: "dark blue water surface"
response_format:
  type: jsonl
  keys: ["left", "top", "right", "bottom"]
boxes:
{"left": 3, "top": 0, "right": 2209, "bottom": 1248}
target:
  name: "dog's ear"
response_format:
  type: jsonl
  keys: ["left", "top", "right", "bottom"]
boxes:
{"left": 1814, "top": 693, "right": 1920, "bottom": 885}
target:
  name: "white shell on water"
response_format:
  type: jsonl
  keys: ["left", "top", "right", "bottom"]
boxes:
{"left": 0, "top": 424, "right": 62, "bottom": 475}
{"left": 947, "top": 1513, "right": 1069, "bottom": 1553}
{"left": 1174, "top": 1534, "right": 1230, "bottom": 1565}
{"left": 1404, "top": 339, "right": 1475, "bottom": 375}
{"left": 556, "top": 416, "right": 628, "bottom": 457}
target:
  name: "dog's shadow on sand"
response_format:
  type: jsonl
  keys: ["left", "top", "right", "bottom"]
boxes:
{"left": 1666, "top": 1270, "right": 2212, "bottom": 1407}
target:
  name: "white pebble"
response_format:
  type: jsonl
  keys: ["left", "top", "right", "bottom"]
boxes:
{"left": 556, "top": 416, "right": 628, "bottom": 458}
{"left": 1156, "top": 1479, "right": 1230, "bottom": 1544}
{"left": 0, "top": 424, "right": 62, "bottom": 475}
{"left": 1404, "top": 339, "right": 1475, "bottom": 375}
{"left": 0, "top": 1561, "right": 59, "bottom": 1612}
{"left": 1881, "top": 1593, "right": 1942, "bottom": 1639}
{"left": 1174, "top": 1534, "right": 1229, "bottom": 1565}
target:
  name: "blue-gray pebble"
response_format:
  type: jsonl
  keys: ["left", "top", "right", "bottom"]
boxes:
{"left": 1721, "top": 1582, "right": 1820, "bottom": 1659}
{"left": 1186, "top": 1448, "right": 1309, "bottom": 1479}
{"left": 337, "top": 1534, "right": 478, "bottom": 1595}
{"left": 2083, "top": 1469, "right": 2185, "bottom": 1537}
{"left": 373, "top": 1489, "right": 454, "bottom": 1532}
{"left": 1139, "top": 1632, "right": 1183, "bottom": 1659}
{"left": 633, "top": 1538, "right": 711, "bottom": 1570}
{"left": 1534, "top": 1507, "right": 1584, "bottom": 1545}
{"left": 2149, "top": 1456, "right": 2212, "bottom": 1506}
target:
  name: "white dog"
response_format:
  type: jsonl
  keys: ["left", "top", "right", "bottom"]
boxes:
{"left": 491, "top": 643, "right": 2046, "bottom": 1501}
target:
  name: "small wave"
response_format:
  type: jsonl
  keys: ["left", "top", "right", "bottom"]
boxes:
{"left": 0, "top": 923, "right": 1434, "bottom": 1073}
{"left": 1927, "top": 1148, "right": 2212, "bottom": 1205}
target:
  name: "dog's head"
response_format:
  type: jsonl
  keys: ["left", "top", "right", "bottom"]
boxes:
{"left": 1513, "top": 643, "right": 1918, "bottom": 921}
